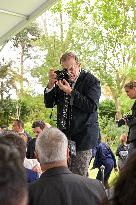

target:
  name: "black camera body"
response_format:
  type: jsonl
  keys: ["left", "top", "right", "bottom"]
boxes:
{"left": 116, "top": 115, "right": 133, "bottom": 127}
{"left": 55, "top": 69, "right": 69, "bottom": 81}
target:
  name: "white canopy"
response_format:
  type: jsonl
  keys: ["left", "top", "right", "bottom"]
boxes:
{"left": 0, "top": 0, "right": 57, "bottom": 46}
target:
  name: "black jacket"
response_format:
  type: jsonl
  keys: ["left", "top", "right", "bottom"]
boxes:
{"left": 44, "top": 70, "right": 101, "bottom": 151}
{"left": 29, "top": 166, "right": 106, "bottom": 205}
{"left": 127, "top": 101, "right": 136, "bottom": 142}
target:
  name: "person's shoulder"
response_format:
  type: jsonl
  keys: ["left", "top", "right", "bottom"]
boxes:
{"left": 74, "top": 175, "right": 105, "bottom": 192}
{"left": 88, "top": 178, "right": 105, "bottom": 190}
{"left": 81, "top": 70, "right": 100, "bottom": 89}
{"left": 72, "top": 173, "right": 100, "bottom": 184}
{"left": 82, "top": 70, "right": 100, "bottom": 81}
{"left": 29, "top": 173, "right": 48, "bottom": 194}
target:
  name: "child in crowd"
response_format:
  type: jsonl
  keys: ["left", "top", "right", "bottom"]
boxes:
{"left": 116, "top": 133, "right": 128, "bottom": 171}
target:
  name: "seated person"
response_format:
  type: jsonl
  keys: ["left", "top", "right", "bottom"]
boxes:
{"left": 0, "top": 131, "right": 39, "bottom": 183}
{"left": 26, "top": 120, "right": 51, "bottom": 159}
{"left": 12, "top": 119, "right": 32, "bottom": 142}
{"left": 0, "top": 143, "right": 28, "bottom": 205}
{"left": 18, "top": 133, "right": 42, "bottom": 175}
{"left": 29, "top": 128, "right": 107, "bottom": 205}
{"left": 12, "top": 119, "right": 32, "bottom": 143}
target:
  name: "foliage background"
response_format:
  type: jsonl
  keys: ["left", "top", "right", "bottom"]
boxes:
{"left": 0, "top": 0, "right": 135, "bottom": 143}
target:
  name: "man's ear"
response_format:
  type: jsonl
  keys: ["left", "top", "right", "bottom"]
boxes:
{"left": 67, "top": 147, "right": 70, "bottom": 160}
{"left": 134, "top": 87, "right": 136, "bottom": 96}
{"left": 77, "top": 62, "right": 81, "bottom": 70}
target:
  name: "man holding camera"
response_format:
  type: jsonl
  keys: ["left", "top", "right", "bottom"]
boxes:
{"left": 44, "top": 52, "right": 101, "bottom": 176}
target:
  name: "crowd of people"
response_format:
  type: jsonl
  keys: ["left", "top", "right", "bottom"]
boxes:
{"left": 0, "top": 52, "right": 136, "bottom": 205}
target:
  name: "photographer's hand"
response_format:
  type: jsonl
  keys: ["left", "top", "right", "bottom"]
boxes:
{"left": 57, "top": 79, "right": 72, "bottom": 95}
{"left": 47, "top": 69, "right": 57, "bottom": 89}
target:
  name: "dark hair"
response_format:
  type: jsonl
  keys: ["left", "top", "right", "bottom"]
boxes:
{"left": 13, "top": 119, "right": 24, "bottom": 128}
{"left": 0, "top": 143, "right": 27, "bottom": 205}
{"left": 0, "top": 131, "right": 26, "bottom": 162}
{"left": 60, "top": 52, "right": 79, "bottom": 64}
{"left": 124, "top": 81, "right": 136, "bottom": 89}
{"left": 111, "top": 150, "right": 136, "bottom": 205}
{"left": 32, "top": 120, "right": 45, "bottom": 130}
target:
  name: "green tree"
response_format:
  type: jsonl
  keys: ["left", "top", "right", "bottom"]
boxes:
{"left": 33, "top": 0, "right": 135, "bottom": 115}
{"left": 0, "top": 99, "right": 17, "bottom": 126}
{"left": 65, "top": 0, "right": 135, "bottom": 118}
{"left": 99, "top": 99, "right": 116, "bottom": 119}
{"left": 12, "top": 23, "right": 41, "bottom": 95}
{"left": 0, "top": 63, "right": 18, "bottom": 100}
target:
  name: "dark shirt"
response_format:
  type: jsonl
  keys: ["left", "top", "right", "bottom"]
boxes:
{"left": 26, "top": 138, "right": 36, "bottom": 159}
{"left": 29, "top": 166, "right": 107, "bottom": 205}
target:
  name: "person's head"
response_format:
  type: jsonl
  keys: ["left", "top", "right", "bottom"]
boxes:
{"left": 32, "top": 120, "right": 50, "bottom": 138}
{"left": 60, "top": 52, "right": 81, "bottom": 82}
{"left": 124, "top": 81, "right": 136, "bottom": 99}
{"left": 35, "top": 128, "right": 68, "bottom": 170}
{"left": 112, "top": 149, "right": 136, "bottom": 205}
{"left": 12, "top": 119, "right": 24, "bottom": 133}
{"left": 0, "top": 131, "right": 26, "bottom": 162}
{"left": 120, "top": 133, "right": 128, "bottom": 144}
{"left": 0, "top": 143, "right": 28, "bottom": 205}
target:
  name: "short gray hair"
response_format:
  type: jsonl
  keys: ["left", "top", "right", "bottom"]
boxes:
{"left": 35, "top": 128, "right": 68, "bottom": 164}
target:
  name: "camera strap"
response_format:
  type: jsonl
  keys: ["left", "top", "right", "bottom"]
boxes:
{"left": 49, "top": 83, "right": 57, "bottom": 120}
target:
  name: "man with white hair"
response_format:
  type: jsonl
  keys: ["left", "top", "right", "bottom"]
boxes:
{"left": 28, "top": 128, "right": 107, "bottom": 205}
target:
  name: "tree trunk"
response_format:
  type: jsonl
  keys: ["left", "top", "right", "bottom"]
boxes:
{"left": 60, "top": 12, "right": 65, "bottom": 53}
{"left": 114, "top": 98, "right": 122, "bottom": 120}
{"left": 0, "top": 81, "right": 4, "bottom": 101}
{"left": 20, "top": 44, "right": 25, "bottom": 96}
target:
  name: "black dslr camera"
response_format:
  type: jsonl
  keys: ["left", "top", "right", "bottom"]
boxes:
{"left": 55, "top": 69, "right": 69, "bottom": 82}
{"left": 116, "top": 115, "right": 133, "bottom": 127}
